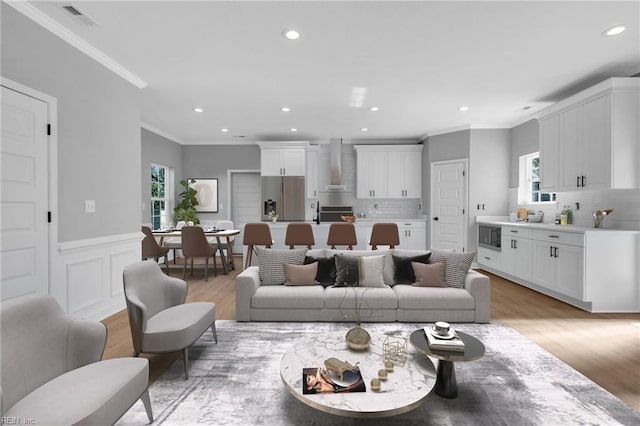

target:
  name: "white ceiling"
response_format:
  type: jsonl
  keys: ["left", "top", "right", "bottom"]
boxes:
{"left": 28, "top": 1, "right": 640, "bottom": 144}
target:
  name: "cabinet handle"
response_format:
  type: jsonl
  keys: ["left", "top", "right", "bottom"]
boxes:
{"left": 577, "top": 176, "right": 580, "bottom": 188}
{"left": 510, "top": 230, "right": 518, "bottom": 233}
{"left": 554, "top": 246, "right": 559, "bottom": 258}
{"left": 549, "top": 246, "right": 553, "bottom": 257}
{"left": 484, "top": 256, "right": 491, "bottom": 260}
{"left": 548, "top": 235, "right": 559, "bottom": 238}
{"left": 514, "top": 240, "right": 518, "bottom": 249}
{"left": 581, "top": 176, "right": 586, "bottom": 187}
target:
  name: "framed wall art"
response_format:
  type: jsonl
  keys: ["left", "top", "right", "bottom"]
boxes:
{"left": 192, "top": 178, "right": 219, "bottom": 212}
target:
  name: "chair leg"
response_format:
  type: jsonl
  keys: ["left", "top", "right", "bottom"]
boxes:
{"left": 211, "top": 323, "right": 218, "bottom": 343}
{"left": 182, "top": 258, "right": 187, "bottom": 280}
{"left": 205, "top": 257, "right": 209, "bottom": 282}
{"left": 183, "top": 347, "right": 189, "bottom": 380}
{"left": 140, "top": 388, "right": 154, "bottom": 423}
{"left": 173, "top": 248, "right": 177, "bottom": 264}
{"left": 213, "top": 253, "right": 218, "bottom": 277}
{"left": 190, "top": 258, "right": 194, "bottom": 277}
{"left": 245, "top": 245, "right": 253, "bottom": 269}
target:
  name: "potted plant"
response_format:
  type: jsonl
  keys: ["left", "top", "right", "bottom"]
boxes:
{"left": 174, "top": 179, "right": 200, "bottom": 225}
{"left": 268, "top": 210, "right": 279, "bottom": 222}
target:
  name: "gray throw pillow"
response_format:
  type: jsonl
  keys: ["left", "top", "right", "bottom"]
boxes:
{"left": 256, "top": 247, "right": 307, "bottom": 285}
{"left": 429, "top": 249, "right": 476, "bottom": 288}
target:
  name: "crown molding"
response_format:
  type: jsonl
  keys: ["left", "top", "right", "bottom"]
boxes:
{"left": 141, "top": 122, "right": 184, "bottom": 144}
{"left": 5, "top": 0, "right": 147, "bottom": 89}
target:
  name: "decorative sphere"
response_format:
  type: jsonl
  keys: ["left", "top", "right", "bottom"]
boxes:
{"left": 378, "top": 369, "right": 388, "bottom": 380}
{"left": 384, "top": 360, "right": 394, "bottom": 371}
{"left": 370, "top": 378, "right": 381, "bottom": 391}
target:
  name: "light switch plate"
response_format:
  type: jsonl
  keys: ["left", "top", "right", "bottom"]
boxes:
{"left": 85, "top": 200, "right": 96, "bottom": 213}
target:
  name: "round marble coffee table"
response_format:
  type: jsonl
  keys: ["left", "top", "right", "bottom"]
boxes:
{"left": 280, "top": 329, "right": 436, "bottom": 418}
{"left": 410, "top": 329, "right": 485, "bottom": 399}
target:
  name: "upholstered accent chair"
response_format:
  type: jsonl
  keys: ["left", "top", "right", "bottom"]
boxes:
{"left": 242, "top": 222, "right": 273, "bottom": 269}
{"left": 284, "top": 222, "right": 315, "bottom": 249}
{"left": 123, "top": 260, "right": 217, "bottom": 379}
{"left": 181, "top": 225, "right": 219, "bottom": 281}
{"left": 369, "top": 223, "right": 400, "bottom": 249}
{"left": 327, "top": 222, "right": 357, "bottom": 250}
{"left": 0, "top": 293, "right": 153, "bottom": 424}
{"left": 141, "top": 225, "right": 170, "bottom": 272}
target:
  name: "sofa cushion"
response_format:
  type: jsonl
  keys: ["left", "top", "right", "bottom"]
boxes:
{"left": 284, "top": 262, "right": 318, "bottom": 286}
{"left": 359, "top": 255, "right": 386, "bottom": 288}
{"left": 412, "top": 261, "right": 446, "bottom": 287}
{"left": 429, "top": 250, "right": 476, "bottom": 288}
{"left": 331, "top": 249, "right": 397, "bottom": 286}
{"left": 256, "top": 247, "right": 307, "bottom": 285}
{"left": 304, "top": 255, "right": 336, "bottom": 286}
{"left": 5, "top": 358, "right": 148, "bottom": 425}
{"left": 393, "top": 285, "right": 475, "bottom": 310}
{"left": 251, "top": 285, "right": 325, "bottom": 309}
{"left": 334, "top": 254, "right": 359, "bottom": 286}
{"left": 392, "top": 253, "right": 431, "bottom": 284}
{"left": 324, "top": 286, "right": 398, "bottom": 310}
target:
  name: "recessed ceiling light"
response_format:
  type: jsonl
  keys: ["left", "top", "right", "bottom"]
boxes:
{"left": 281, "top": 107, "right": 291, "bottom": 112}
{"left": 290, "top": 128, "right": 298, "bottom": 132}
{"left": 603, "top": 25, "right": 626, "bottom": 36}
{"left": 193, "top": 107, "right": 204, "bottom": 113}
{"left": 459, "top": 106, "right": 469, "bottom": 111}
{"left": 282, "top": 29, "right": 300, "bottom": 40}
{"left": 221, "top": 128, "right": 229, "bottom": 132}
{"left": 361, "top": 128, "right": 368, "bottom": 132}
{"left": 369, "top": 106, "right": 380, "bottom": 112}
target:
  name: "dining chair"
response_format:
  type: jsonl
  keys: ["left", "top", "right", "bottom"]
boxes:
{"left": 327, "top": 222, "right": 357, "bottom": 250}
{"left": 181, "top": 226, "right": 218, "bottom": 281}
{"left": 210, "top": 220, "right": 235, "bottom": 268}
{"left": 285, "top": 222, "right": 315, "bottom": 249}
{"left": 123, "top": 260, "right": 217, "bottom": 380}
{"left": 369, "top": 223, "right": 400, "bottom": 250}
{"left": 141, "top": 226, "right": 170, "bottom": 272}
{"left": 242, "top": 223, "right": 273, "bottom": 269}
{"left": 164, "top": 220, "right": 192, "bottom": 264}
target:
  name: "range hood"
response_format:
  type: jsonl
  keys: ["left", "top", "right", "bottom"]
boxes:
{"left": 323, "top": 138, "right": 351, "bottom": 192}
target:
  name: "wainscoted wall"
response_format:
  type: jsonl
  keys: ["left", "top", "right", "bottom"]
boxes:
{"left": 51, "top": 232, "right": 142, "bottom": 321}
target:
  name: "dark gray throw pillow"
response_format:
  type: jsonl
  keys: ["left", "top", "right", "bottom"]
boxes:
{"left": 334, "top": 255, "right": 359, "bottom": 287}
{"left": 304, "top": 256, "right": 337, "bottom": 287}
{"left": 392, "top": 253, "right": 431, "bottom": 284}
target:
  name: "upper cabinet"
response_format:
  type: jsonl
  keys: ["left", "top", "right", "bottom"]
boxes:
{"left": 354, "top": 145, "right": 423, "bottom": 199}
{"left": 538, "top": 78, "right": 640, "bottom": 191}
{"left": 306, "top": 147, "right": 319, "bottom": 198}
{"left": 257, "top": 142, "right": 308, "bottom": 176}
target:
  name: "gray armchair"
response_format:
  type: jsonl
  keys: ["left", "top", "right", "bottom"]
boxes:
{"left": 123, "top": 260, "right": 217, "bottom": 379}
{"left": 0, "top": 293, "right": 153, "bottom": 425}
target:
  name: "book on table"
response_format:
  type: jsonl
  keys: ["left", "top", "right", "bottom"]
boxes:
{"left": 423, "top": 327, "right": 466, "bottom": 352}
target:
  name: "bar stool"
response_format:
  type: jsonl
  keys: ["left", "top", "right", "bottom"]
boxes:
{"left": 369, "top": 223, "right": 400, "bottom": 250}
{"left": 327, "top": 222, "right": 357, "bottom": 250}
{"left": 242, "top": 223, "right": 273, "bottom": 269}
{"left": 285, "top": 223, "right": 315, "bottom": 249}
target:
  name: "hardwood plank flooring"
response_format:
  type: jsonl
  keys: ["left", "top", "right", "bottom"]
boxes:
{"left": 101, "top": 258, "right": 640, "bottom": 412}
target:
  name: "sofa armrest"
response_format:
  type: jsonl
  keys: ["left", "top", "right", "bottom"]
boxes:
{"left": 236, "top": 266, "right": 261, "bottom": 321}
{"left": 66, "top": 319, "right": 107, "bottom": 368}
{"left": 464, "top": 269, "right": 491, "bottom": 323}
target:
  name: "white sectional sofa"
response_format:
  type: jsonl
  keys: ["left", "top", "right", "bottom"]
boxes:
{"left": 236, "top": 248, "right": 490, "bottom": 323}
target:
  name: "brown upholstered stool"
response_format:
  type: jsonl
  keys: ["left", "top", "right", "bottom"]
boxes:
{"left": 285, "top": 223, "right": 315, "bottom": 249}
{"left": 327, "top": 222, "right": 357, "bottom": 250}
{"left": 369, "top": 223, "right": 400, "bottom": 250}
{"left": 242, "top": 223, "right": 273, "bottom": 269}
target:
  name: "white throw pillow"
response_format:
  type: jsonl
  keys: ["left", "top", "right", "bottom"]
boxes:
{"left": 429, "top": 249, "right": 476, "bottom": 288}
{"left": 358, "top": 255, "right": 386, "bottom": 288}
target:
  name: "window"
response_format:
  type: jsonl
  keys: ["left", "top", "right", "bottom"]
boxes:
{"left": 519, "top": 152, "right": 556, "bottom": 204}
{"left": 150, "top": 164, "right": 172, "bottom": 229}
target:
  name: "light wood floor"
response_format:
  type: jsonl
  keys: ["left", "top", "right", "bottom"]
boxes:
{"left": 102, "top": 257, "right": 640, "bottom": 412}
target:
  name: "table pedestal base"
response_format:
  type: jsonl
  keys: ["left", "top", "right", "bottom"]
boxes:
{"left": 435, "top": 360, "right": 457, "bottom": 399}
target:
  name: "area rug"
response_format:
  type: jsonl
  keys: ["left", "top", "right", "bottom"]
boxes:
{"left": 118, "top": 321, "right": 639, "bottom": 425}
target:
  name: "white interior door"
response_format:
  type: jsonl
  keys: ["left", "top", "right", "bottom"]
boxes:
{"left": 430, "top": 160, "right": 467, "bottom": 252}
{"left": 231, "top": 172, "right": 261, "bottom": 253}
{"left": 1, "top": 86, "right": 49, "bottom": 299}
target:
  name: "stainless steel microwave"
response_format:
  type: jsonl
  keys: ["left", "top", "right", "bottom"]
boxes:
{"left": 478, "top": 225, "right": 501, "bottom": 251}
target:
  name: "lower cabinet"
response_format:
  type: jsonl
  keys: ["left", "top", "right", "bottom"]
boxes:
{"left": 501, "top": 227, "right": 533, "bottom": 282}
{"left": 532, "top": 240, "right": 584, "bottom": 300}
{"left": 398, "top": 222, "right": 427, "bottom": 250}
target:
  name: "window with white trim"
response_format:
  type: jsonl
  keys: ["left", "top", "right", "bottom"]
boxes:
{"left": 519, "top": 152, "right": 556, "bottom": 204}
{"left": 150, "top": 164, "right": 173, "bottom": 229}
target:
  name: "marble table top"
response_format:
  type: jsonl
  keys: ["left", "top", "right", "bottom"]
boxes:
{"left": 280, "top": 328, "right": 436, "bottom": 418}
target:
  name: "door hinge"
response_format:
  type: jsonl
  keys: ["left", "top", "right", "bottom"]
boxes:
{"left": 462, "top": 170, "right": 465, "bottom": 177}
{"left": 47, "top": 211, "right": 52, "bottom": 223}
{"left": 47, "top": 124, "right": 51, "bottom": 135}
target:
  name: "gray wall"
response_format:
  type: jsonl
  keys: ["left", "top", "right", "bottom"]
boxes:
{"left": 2, "top": 4, "right": 141, "bottom": 242}
{"left": 509, "top": 119, "right": 539, "bottom": 188}
{"left": 182, "top": 145, "right": 261, "bottom": 221}
{"left": 141, "top": 128, "right": 184, "bottom": 224}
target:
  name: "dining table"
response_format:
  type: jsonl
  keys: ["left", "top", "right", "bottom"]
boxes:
{"left": 152, "top": 228, "right": 240, "bottom": 275}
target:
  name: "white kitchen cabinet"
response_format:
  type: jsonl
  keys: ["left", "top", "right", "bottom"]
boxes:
{"left": 477, "top": 247, "right": 501, "bottom": 270}
{"left": 355, "top": 149, "right": 388, "bottom": 198}
{"left": 258, "top": 142, "right": 308, "bottom": 176}
{"left": 537, "top": 78, "right": 640, "bottom": 191}
{"left": 387, "top": 147, "right": 423, "bottom": 198}
{"left": 306, "top": 148, "right": 318, "bottom": 198}
{"left": 532, "top": 238, "right": 584, "bottom": 300}
{"left": 500, "top": 226, "right": 533, "bottom": 282}
{"left": 397, "top": 221, "right": 427, "bottom": 250}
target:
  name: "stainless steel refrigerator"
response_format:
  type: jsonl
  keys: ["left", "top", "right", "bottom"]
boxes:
{"left": 261, "top": 176, "right": 305, "bottom": 221}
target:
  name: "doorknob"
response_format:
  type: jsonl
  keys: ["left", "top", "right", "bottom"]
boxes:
{"left": 433, "top": 217, "right": 439, "bottom": 221}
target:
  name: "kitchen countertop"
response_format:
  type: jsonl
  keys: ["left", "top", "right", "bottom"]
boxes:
{"left": 476, "top": 216, "right": 639, "bottom": 234}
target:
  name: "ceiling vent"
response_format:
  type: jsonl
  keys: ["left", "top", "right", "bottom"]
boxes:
{"left": 62, "top": 5, "right": 98, "bottom": 27}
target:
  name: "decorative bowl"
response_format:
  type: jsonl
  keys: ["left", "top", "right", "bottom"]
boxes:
{"left": 341, "top": 215, "right": 356, "bottom": 223}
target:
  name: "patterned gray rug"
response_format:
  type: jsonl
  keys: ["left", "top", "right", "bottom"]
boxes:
{"left": 118, "top": 321, "right": 639, "bottom": 425}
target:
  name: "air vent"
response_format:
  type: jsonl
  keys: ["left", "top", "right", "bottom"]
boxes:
{"left": 62, "top": 5, "right": 98, "bottom": 26}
